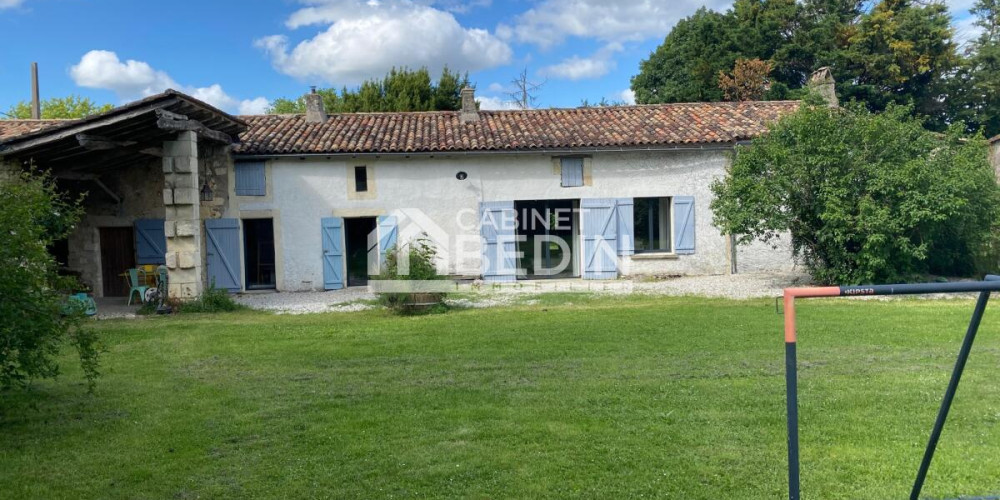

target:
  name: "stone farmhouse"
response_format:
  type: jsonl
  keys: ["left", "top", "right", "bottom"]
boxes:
{"left": 0, "top": 88, "right": 803, "bottom": 299}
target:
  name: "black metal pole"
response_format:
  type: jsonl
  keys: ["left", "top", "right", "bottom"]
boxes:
{"left": 909, "top": 290, "right": 991, "bottom": 500}
{"left": 786, "top": 341, "right": 800, "bottom": 500}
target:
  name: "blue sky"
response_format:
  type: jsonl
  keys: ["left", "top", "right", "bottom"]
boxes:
{"left": 0, "top": 0, "right": 983, "bottom": 115}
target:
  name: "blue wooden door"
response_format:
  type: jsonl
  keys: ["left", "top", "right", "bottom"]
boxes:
{"left": 377, "top": 215, "right": 398, "bottom": 269}
{"left": 321, "top": 217, "right": 345, "bottom": 290}
{"left": 480, "top": 201, "right": 517, "bottom": 283}
{"left": 673, "top": 196, "right": 696, "bottom": 254}
{"left": 205, "top": 218, "right": 241, "bottom": 292}
{"left": 134, "top": 218, "right": 166, "bottom": 265}
{"left": 581, "top": 198, "right": 619, "bottom": 280}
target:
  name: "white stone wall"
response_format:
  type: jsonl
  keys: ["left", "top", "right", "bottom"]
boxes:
{"left": 228, "top": 148, "right": 795, "bottom": 291}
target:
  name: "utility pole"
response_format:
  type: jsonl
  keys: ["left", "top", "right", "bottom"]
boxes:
{"left": 30, "top": 62, "right": 41, "bottom": 119}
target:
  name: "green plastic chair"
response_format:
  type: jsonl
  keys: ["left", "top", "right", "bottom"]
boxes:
{"left": 127, "top": 268, "right": 149, "bottom": 306}
{"left": 63, "top": 293, "right": 98, "bottom": 316}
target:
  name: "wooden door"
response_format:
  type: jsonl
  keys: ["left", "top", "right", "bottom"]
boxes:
{"left": 100, "top": 227, "right": 136, "bottom": 297}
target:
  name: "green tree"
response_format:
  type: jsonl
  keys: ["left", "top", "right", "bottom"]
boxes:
{"left": 266, "top": 67, "right": 471, "bottom": 114}
{"left": 631, "top": 0, "right": 959, "bottom": 128}
{"left": 631, "top": 8, "right": 734, "bottom": 103}
{"left": 949, "top": 0, "right": 1000, "bottom": 137}
{"left": 711, "top": 101, "right": 999, "bottom": 284}
{"left": 4, "top": 95, "right": 113, "bottom": 120}
{"left": 0, "top": 167, "right": 100, "bottom": 391}
{"left": 836, "top": 0, "right": 958, "bottom": 128}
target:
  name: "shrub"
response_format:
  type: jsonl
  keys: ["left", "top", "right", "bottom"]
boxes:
{"left": 173, "top": 283, "right": 246, "bottom": 314}
{"left": 0, "top": 167, "right": 100, "bottom": 392}
{"left": 375, "top": 237, "right": 448, "bottom": 313}
{"left": 711, "top": 102, "right": 1000, "bottom": 284}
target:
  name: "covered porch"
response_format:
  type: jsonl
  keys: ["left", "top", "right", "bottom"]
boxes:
{"left": 0, "top": 90, "right": 245, "bottom": 300}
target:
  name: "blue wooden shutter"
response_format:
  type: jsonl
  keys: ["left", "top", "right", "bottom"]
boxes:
{"left": 674, "top": 196, "right": 696, "bottom": 254}
{"left": 235, "top": 161, "right": 266, "bottom": 196}
{"left": 134, "top": 218, "right": 166, "bottom": 264}
{"left": 321, "top": 217, "right": 345, "bottom": 290}
{"left": 560, "top": 158, "right": 584, "bottom": 187}
{"left": 377, "top": 215, "right": 398, "bottom": 269}
{"left": 581, "top": 198, "right": 619, "bottom": 279}
{"left": 205, "top": 218, "right": 241, "bottom": 292}
{"left": 480, "top": 201, "right": 517, "bottom": 282}
{"left": 615, "top": 198, "right": 634, "bottom": 256}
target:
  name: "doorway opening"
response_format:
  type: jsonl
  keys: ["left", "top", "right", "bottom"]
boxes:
{"left": 243, "top": 218, "right": 276, "bottom": 290}
{"left": 515, "top": 199, "right": 578, "bottom": 279}
{"left": 99, "top": 227, "right": 136, "bottom": 297}
{"left": 344, "top": 217, "right": 377, "bottom": 287}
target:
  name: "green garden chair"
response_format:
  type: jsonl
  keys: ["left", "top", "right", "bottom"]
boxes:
{"left": 127, "top": 268, "right": 149, "bottom": 306}
{"left": 63, "top": 293, "right": 98, "bottom": 316}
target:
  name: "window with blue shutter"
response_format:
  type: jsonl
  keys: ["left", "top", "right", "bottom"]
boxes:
{"left": 134, "top": 219, "right": 166, "bottom": 264}
{"left": 634, "top": 197, "right": 672, "bottom": 253}
{"left": 673, "top": 196, "right": 696, "bottom": 254}
{"left": 235, "top": 161, "right": 266, "bottom": 196}
{"left": 560, "top": 157, "right": 584, "bottom": 187}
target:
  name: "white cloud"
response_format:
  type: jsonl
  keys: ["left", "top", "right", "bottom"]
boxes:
{"left": 620, "top": 88, "right": 635, "bottom": 105}
{"left": 0, "top": 0, "right": 26, "bottom": 9}
{"left": 257, "top": 0, "right": 512, "bottom": 85}
{"left": 502, "top": 0, "right": 732, "bottom": 49}
{"left": 476, "top": 95, "right": 519, "bottom": 110}
{"left": 69, "top": 50, "right": 270, "bottom": 115}
{"left": 539, "top": 43, "right": 622, "bottom": 80}
{"left": 487, "top": 82, "right": 506, "bottom": 93}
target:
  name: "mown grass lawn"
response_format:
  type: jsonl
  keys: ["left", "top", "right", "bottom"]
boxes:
{"left": 3, "top": 295, "right": 1000, "bottom": 499}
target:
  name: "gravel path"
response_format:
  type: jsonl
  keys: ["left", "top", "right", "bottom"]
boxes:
{"left": 232, "top": 271, "right": 814, "bottom": 314}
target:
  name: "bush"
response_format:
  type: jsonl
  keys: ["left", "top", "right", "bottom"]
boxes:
{"left": 173, "top": 283, "right": 246, "bottom": 314}
{"left": 0, "top": 167, "right": 100, "bottom": 392}
{"left": 375, "top": 237, "right": 448, "bottom": 313}
{"left": 711, "top": 102, "right": 1000, "bottom": 284}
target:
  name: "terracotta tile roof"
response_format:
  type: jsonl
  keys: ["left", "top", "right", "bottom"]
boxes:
{"left": 2, "top": 100, "right": 799, "bottom": 154}
{"left": 0, "top": 119, "right": 68, "bottom": 141}
{"left": 234, "top": 101, "right": 799, "bottom": 155}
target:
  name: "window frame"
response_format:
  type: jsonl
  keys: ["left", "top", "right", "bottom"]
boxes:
{"left": 234, "top": 160, "right": 267, "bottom": 197}
{"left": 633, "top": 196, "right": 673, "bottom": 254}
{"left": 559, "top": 157, "right": 585, "bottom": 187}
{"left": 354, "top": 165, "right": 369, "bottom": 192}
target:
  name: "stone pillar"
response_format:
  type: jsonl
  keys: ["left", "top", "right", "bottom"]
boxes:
{"left": 162, "top": 131, "right": 204, "bottom": 300}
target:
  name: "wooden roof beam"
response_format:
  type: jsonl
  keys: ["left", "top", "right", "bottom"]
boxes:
{"left": 155, "top": 109, "right": 233, "bottom": 144}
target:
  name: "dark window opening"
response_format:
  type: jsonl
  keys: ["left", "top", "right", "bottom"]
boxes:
{"left": 355, "top": 166, "right": 368, "bottom": 192}
{"left": 514, "top": 199, "right": 578, "bottom": 279}
{"left": 243, "top": 218, "right": 276, "bottom": 290}
{"left": 635, "top": 197, "right": 671, "bottom": 253}
{"left": 344, "top": 217, "right": 377, "bottom": 287}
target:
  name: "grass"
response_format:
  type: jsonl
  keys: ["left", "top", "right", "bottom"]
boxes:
{"left": 3, "top": 295, "right": 1000, "bottom": 499}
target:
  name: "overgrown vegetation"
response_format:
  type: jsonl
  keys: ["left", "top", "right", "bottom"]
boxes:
{"left": 171, "top": 283, "right": 246, "bottom": 314}
{"left": 631, "top": 0, "right": 1000, "bottom": 136}
{"left": 375, "top": 238, "right": 448, "bottom": 313}
{"left": 268, "top": 67, "right": 471, "bottom": 114}
{"left": 0, "top": 167, "right": 100, "bottom": 392}
{"left": 711, "top": 101, "right": 1000, "bottom": 284}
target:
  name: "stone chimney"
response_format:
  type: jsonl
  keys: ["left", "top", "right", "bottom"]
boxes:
{"left": 807, "top": 67, "right": 838, "bottom": 108}
{"left": 460, "top": 87, "right": 479, "bottom": 124}
{"left": 304, "top": 87, "right": 327, "bottom": 123}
